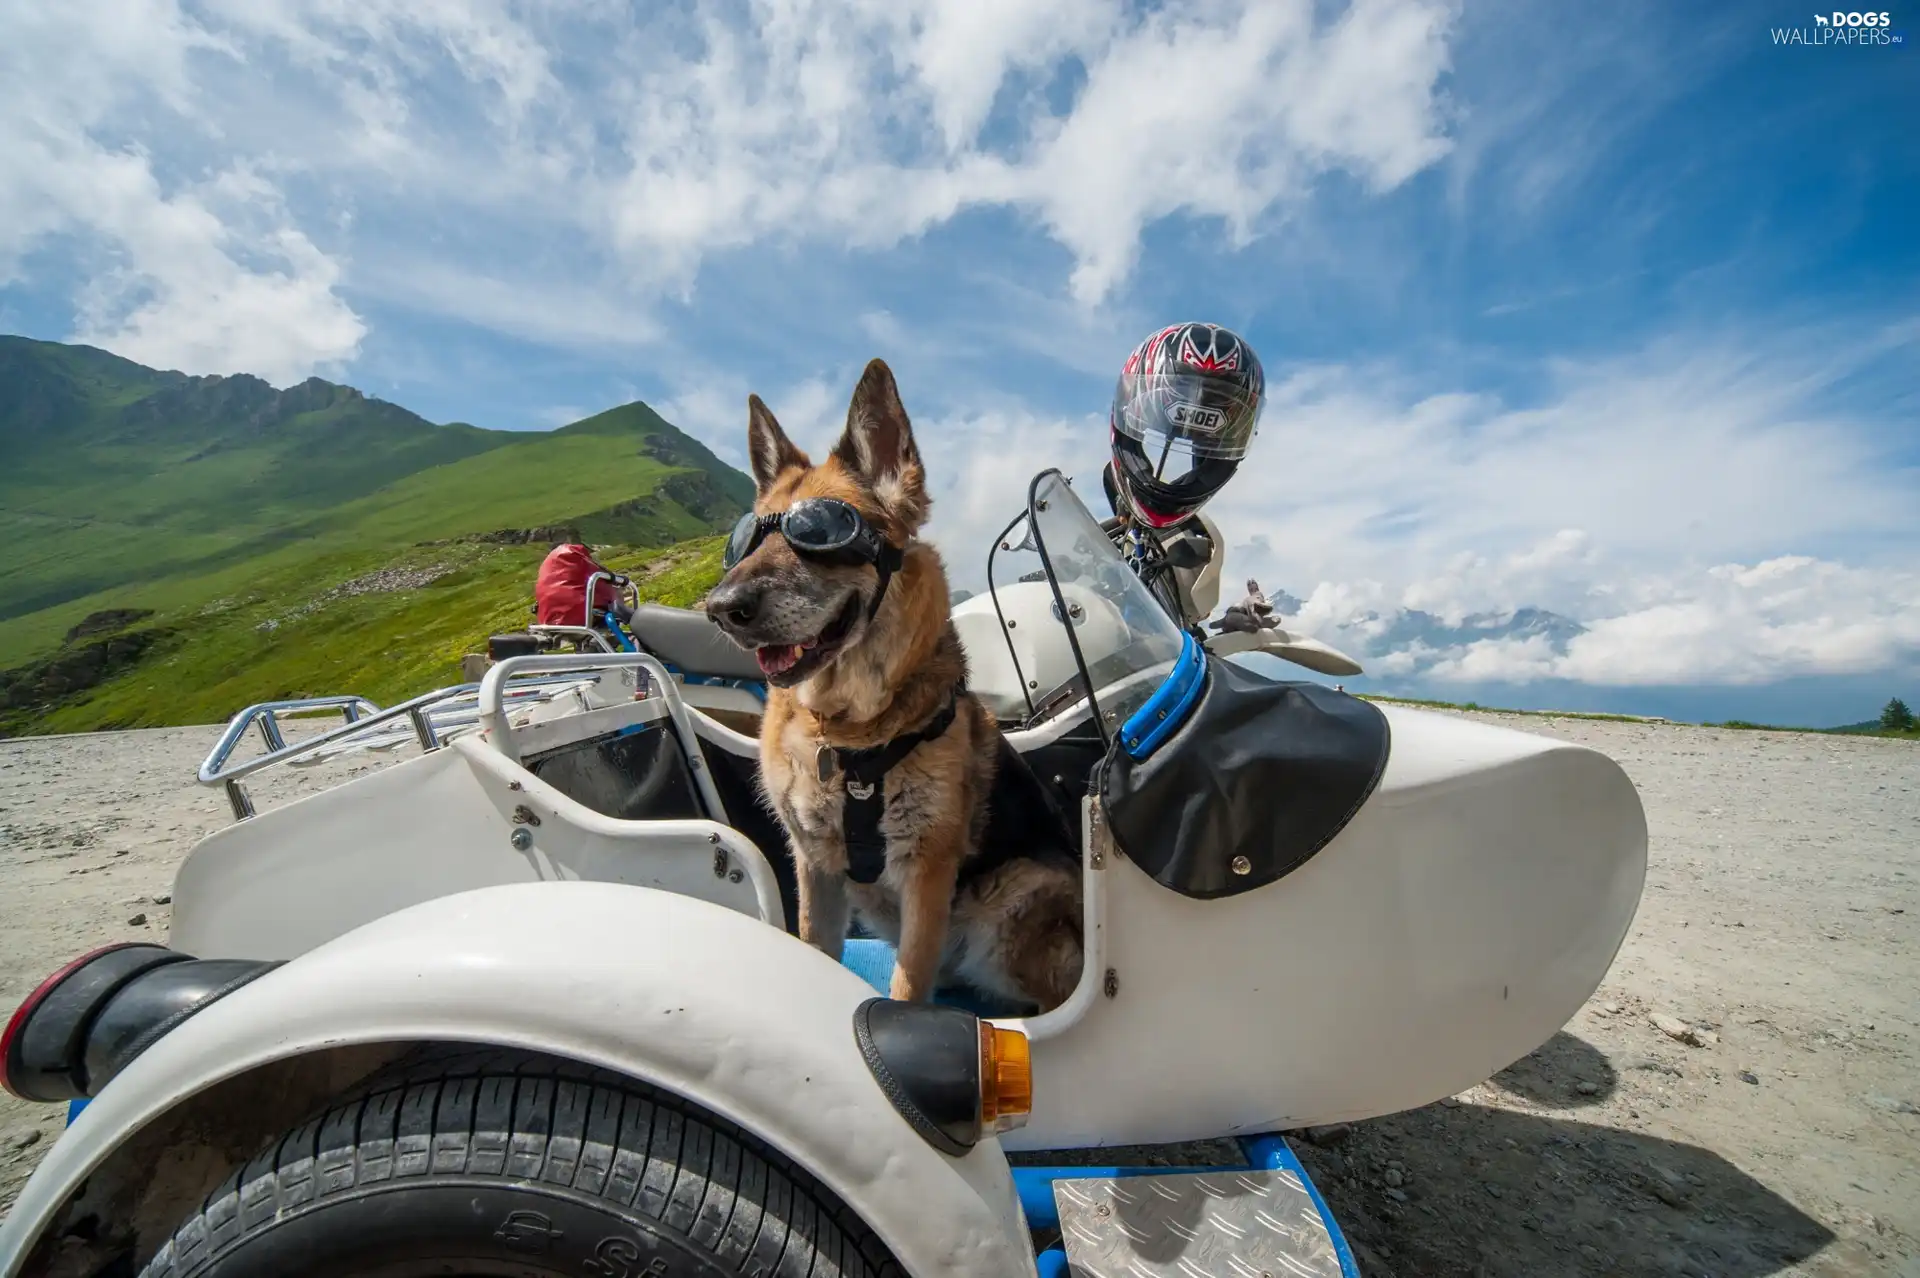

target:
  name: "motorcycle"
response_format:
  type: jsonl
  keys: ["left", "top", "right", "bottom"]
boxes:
{"left": 0, "top": 469, "right": 1646, "bottom": 1278}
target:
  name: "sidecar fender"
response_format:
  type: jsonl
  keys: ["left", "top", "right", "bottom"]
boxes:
{"left": 0, "top": 882, "right": 1032, "bottom": 1278}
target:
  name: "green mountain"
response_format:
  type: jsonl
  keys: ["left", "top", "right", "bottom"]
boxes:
{"left": 0, "top": 336, "right": 752, "bottom": 734}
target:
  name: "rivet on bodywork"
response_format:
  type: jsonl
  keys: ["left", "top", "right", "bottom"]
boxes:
{"left": 509, "top": 828, "right": 533, "bottom": 852}
{"left": 1231, "top": 855, "right": 1252, "bottom": 876}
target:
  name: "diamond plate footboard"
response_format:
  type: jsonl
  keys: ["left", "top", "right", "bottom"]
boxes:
{"left": 1054, "top": 1164, "right": 1346, "bottom": 1278}
{"left": 1013, "top": 1134, "right": 1358, "bottom": 1278}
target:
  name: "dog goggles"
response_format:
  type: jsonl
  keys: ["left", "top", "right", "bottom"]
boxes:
{"left": 723, "top": 497, "right": 906, "bottom": 622}
{"left": 723, "top": 498, "right": 891, "bottom": 570}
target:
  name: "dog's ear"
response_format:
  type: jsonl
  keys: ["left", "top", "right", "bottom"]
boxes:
{"left": 748, "top": 394, "right": 809, "bottom": 495}
{"left": 833, "top": 359, "right": 929, "bottom": 528}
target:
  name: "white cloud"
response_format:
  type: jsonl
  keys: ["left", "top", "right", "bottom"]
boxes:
{"left": 1409, "top": 556, "right": 1920, "bottom": 687}
{"left": 1236, "top": 545, "right": 1920, "bottom": 689}
{"left": 1207, "top": 326, "right": 1919, "bottom": 603}
{"left": 885, "top": 323, "right": 1920, "bottom": 686}
{"left": 351, "top": 257, "right": 661, "bottom": 353}
{"left": 0, "top": 4, "right": 366, "bottom": 384}
{"left": 655, "top": 367, "right": 857, "bottom": 474}
{"left": 2, "top": 0, "right": 1459, "bottom": 372}
{"left": 62, "top": 165, "right": 367, "bottom": 385}
{"left": 1021, "top": 0, "right": 1457, "bottom": 301}
{"left": 915, "top": 406, "right": 1108, "bottom": 569}
{"left": 590, "top": 0, "right": 1456, "bottom": 301}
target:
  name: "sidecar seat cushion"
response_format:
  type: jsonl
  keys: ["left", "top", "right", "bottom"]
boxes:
{"left": 627, "top": 603, "right": 766, "bottom": 681}
{"left": 840, "top": 939, "right": 1033, "bottom": 1020}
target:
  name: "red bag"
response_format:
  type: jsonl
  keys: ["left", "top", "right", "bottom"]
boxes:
{"left": 534, "top": 543, "right": 618, "bottom": 626}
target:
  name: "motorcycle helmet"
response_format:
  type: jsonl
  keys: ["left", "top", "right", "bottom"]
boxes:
{"left": 1108, "top": 322, "right": 1265, "bottom": 528}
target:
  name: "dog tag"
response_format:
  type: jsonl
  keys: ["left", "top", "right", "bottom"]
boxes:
{"left": 816, "top": 745, "right": 838, "bottom": 784}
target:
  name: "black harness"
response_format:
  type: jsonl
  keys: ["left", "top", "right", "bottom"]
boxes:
{"left": 821, "top": 688, "right": 961, "bottom": 884}
{"left": 818, "top": 684, "right": 1080, "bottom": 888}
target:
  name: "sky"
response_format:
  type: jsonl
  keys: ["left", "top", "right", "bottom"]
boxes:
{"left": 1, "top": 0, "right": 1915, "bottom": 725}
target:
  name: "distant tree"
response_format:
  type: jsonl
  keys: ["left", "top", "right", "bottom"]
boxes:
{"left": 1882, "top": 697, "right": 1916, "bottom": 732}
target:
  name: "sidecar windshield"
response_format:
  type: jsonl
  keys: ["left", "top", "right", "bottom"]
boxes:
{"left": 1028, "top": 469, "right": 1189, "bottom": 733}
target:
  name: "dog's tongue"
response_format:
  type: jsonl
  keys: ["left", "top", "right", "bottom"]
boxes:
{"left": 756, "top": 644, "right": 804, "bottom": 676}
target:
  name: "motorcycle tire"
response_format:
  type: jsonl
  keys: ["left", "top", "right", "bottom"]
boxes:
{"left": 137, "top": 1049, "right": 905, "bottom": 1278}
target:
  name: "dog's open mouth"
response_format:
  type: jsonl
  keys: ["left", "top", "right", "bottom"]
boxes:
{"left": 755, "top": 594, "right": 861, "bottom": 684}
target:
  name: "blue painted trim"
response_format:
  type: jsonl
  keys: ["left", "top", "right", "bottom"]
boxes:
{"left": 67, "top": 1098, "right": 88, "bottom": 1126}
{"left": 838, "top": 938, "right": 1028, "bottom": 1019}
{"left": 1118, "top": 630, "right": 1206, "bottom": 760}
{"left": 1034, "top": 1248, "right": 1071, "bottom": 1277}
{"left": 659, "top": 661, "right": 768, "bottom": 703}
{"left": 1240, "top": 1135, "right": 1362, "bottom": 1278}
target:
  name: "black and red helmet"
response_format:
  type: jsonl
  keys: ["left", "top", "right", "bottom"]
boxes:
{"left": 1108, "top": 322, "right": 1265, "bottom": 527}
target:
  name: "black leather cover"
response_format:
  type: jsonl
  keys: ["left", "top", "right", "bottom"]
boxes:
{"left": 628, "top": 604, "right": 766, "bottom": 680}
{"left": 964, "top": 734, "right": 1081, "bottom": 888}
{"left": 1097, "top": 657, "right": 1390, "bottom": 899}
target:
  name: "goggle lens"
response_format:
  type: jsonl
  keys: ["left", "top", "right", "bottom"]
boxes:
{"left": 783, "top": 499, "right": 862, "bottom": 552}
{"left": 720, "top": 499, "right": 876, "bottom": 570}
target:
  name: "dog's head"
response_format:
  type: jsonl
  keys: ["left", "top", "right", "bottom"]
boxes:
{"left": 705, "top": 358, "right": 931, "bottom": 687}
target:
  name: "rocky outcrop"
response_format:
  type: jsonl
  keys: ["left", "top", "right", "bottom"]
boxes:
{"left": 62, "top": 609, "right": 156, "bottom": 644}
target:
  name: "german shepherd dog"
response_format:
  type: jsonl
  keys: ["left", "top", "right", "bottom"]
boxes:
{"left": 705, "top": 359, "right": 1083, "bottom": 1010}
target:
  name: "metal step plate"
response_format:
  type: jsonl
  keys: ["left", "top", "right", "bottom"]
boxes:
{"left": 1055, "top": 1166, "right": 1347, "bottom": 1277}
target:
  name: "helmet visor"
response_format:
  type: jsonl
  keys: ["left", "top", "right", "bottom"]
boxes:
{"left": 1111, "top": 372, "right": 1261, "bottom": 461}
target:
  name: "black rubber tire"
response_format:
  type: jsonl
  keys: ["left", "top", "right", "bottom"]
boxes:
{"left": 137, "top": 1048, "right": 906, "bottom": 1278}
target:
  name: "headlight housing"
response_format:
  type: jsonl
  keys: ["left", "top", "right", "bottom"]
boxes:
{"left": 852, "top": 998, "right": 1032, "bottom": 1157}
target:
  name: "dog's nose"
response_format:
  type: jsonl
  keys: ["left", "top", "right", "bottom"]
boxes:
{"left": 706, "top": 579, "right": 764, "bottom": 632}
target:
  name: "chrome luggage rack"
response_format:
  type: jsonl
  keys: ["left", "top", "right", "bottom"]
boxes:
{"left": 198, "top": 667, "right": 619, "bottom": 821}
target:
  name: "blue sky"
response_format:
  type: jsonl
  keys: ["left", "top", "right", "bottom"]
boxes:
{"left": 1, "top": 0, "right": 1915, "bottom": 724}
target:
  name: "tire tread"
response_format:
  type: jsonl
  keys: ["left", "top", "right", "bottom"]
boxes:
{"left": 138, "top": 1049, "right": 908, "bottom": 1277}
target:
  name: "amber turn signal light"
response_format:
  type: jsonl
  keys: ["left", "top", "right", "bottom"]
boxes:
{"left": 979, "top": 1021, "right": 1031, "bottom": 1133}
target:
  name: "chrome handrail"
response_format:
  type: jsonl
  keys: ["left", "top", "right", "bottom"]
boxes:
{"left": 200, "top": 671, "right": 610, "bottom": 819}
{"left": 581, "top": 571, "right": 638, "bottom": 630}
{"left": 208, "top": 694, "right": 382, "bottom": 763}
{"left": 477, "top": 651, "right": 729, "bottom": 825}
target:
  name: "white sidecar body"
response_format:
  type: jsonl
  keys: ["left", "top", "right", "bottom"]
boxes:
{"left": 158, "top": 471, "right": 1645, "bottom": 1147}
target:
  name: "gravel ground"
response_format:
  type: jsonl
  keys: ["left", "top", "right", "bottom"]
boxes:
{"left": 1, "top": 713, "right": 1915, "bottom": 1275}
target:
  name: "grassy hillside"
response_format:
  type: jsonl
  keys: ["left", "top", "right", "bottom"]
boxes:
{"left": 0, "top": 537, "right": 728, "bottom": 736}
{"left": 0, "top": 337, "right": 513, "bottom": 621}
{"left": 0, "top": 337, "right": 750, "bottom": 735}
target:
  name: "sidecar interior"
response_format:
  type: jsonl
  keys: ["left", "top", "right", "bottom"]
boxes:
{"left": 177, "top": 465, "right": 1378, "bottom": 1019}
{"left": 499, "top": 680, "right": 1097, "bottom": 1017}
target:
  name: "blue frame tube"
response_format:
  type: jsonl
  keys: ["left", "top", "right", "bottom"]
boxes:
{"left": 1117, "top": 629, "right": 1206, "bottom": 760}
{"left": 1034, "top": 1248, "right": 1072, "bottom": 1277}
{"left": 1012, "top": 1133, "right": 1360, "bottom": 1278}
